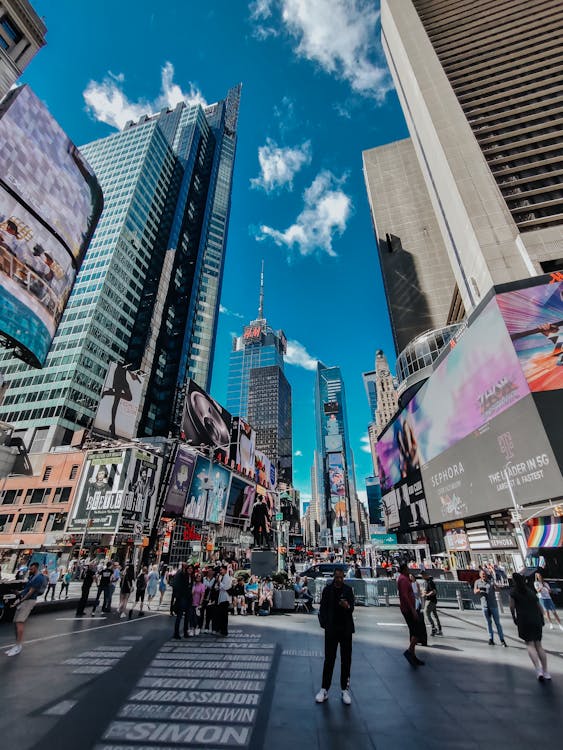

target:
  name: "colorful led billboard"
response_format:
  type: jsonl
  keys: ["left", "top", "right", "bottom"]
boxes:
{"left": 184, "top": 455, "right": 231, "bottom": 524}
{"left": 162, "top": 446, "right": 197, "bottom": 516}
{"left": 0, "top": 86, "right": 103, "bottom": 365}
{"left": 230, "top": 416, "right": 256, "bottom": 475}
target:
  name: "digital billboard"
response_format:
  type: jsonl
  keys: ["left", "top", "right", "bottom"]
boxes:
{"left": 324, "top": 401, "right": 339, "bottom": 414}
{"left": 181, "top": 379, "right": 232, "bottom": 456}
{"left": 328, "top": 452, "right": 347, "bottom": 522}
{"left": 163, "top": 446, "right": 197, "bottom": 516}
{"left": 68, "top": 451, "right": 127, "bottom": 533}
{"left": 376, "top": 297, "right": 531, "bottom": 491}
{"left": 365, "top": 476, "right": 382, "bottom": 524}
{"left": 0, "top": 86, "right": 103, "bottom": 365}
{"left": 120, "top": 450, "right": 161, "bottom": 532}
{"left": 92, "top": 363, "right": 145, "bottom": 440}
{"left": 381, "top": 470, "right": 429, "bottom": 531}
{"left": 422, "top": 395, "right": 563, "bottom": 525}
{"left": 184, "top": 455, "right": 231, "bottom": 524}
{"left": 230, "top": 416, "right": 256, "bottom": 475}
{"left": 225, "top": 475, "right": 255, "bottom": 521}
{"left": 255, "top": 449, "right": 276, "bottom": 489}
{"left": 497, "top": 277, "right": 563, "bottom": 393}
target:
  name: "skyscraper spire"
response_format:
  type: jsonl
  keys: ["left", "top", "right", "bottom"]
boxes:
{"left": 258, "top": 259, "right": 265, "bottom": 320}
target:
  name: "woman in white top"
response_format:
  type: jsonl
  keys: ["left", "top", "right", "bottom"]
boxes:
{"left": 534, "top": 573, "right": 563, "bottom": 631}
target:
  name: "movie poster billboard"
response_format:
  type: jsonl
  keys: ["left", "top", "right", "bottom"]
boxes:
{"left": 381, "top": 470, "right": 429, "bottom": 531}
{"left": 225, "top": 475, "right": 255, "bottom": 521}
{"left": 0, "top": 86, "right": 103, "bottom": 366}
{"left": 92, "top": 363, "right": 145, "bottom": 440}
{"left": 230, "top": 416, "right": 256, "bottom": 475}
{"left": 68, "top": 451, "right": 128, "bottom": 533}
{"left": 497, "top": 277, "right": 563, "bottom": 393}
{"left": 327, "top": 452, "right": 347, "bottom": 522}
{"left": 184, "top": 455, "right": 231, "bottom": 524}
{"left": 163, "top": 446, "right": 197, "bottom": 516}
{"left": 376, "top": 297, "right": 531, "bottom": 491}
{"left": 119, "top": 450, "right": 162, "bottom": 532}
{"left": 181, "top": 379, "right": 232, "bottom": 458}
{"left": 422, "top": 395, "right": 563, "bottom": 525}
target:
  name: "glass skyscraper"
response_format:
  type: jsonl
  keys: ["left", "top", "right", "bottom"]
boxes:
{"left": 314, "top": 362, "right": 358, "bottom": 544}
{"left": 226, "top": 268, "right": 292, "bottom": 482}
{"left": 0, "top": 84, "right": 241, "bottom": 450}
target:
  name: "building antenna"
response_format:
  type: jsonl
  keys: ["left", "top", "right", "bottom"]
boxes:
{"left": 258, "top": 259, "right": 265, "bottom": 320}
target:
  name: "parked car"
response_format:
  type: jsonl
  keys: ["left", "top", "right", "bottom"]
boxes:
{"left": 299, "top": 563, "right": 349, "bottom": 579}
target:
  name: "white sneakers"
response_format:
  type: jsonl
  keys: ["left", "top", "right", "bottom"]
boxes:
{"left": 195, "top": 627, "right": 200, "bottom": 635}
{"left": 315, "top": 688, "right": 352, "bottom": 704}
{"left": 549, "top": 623, "right": 554, "bottom": 630}
{"left": 6, "top": 645, "right": 22, "bottom": 657}
{"left": 536, "top": 669, "right": 553, "bottom": 681}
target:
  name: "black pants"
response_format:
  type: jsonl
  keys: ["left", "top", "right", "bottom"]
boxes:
{"left": 76, "top": 585, "right": 92, "bottom": 616}
{"left": 322, "top": 629, "right": 352, "bottom": 690}
{"left": 174, "top": 596, "right": 190, "bottom": 637}
{"left": 214, "top": 601, "right": 230, "bottom": 635}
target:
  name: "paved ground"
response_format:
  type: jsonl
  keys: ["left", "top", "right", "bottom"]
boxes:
{"left": 1, "top": 598, "right": 563, "bottom": 750}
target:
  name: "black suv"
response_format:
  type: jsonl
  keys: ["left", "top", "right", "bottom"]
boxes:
{"left": 299, "top": 563, "right": 348, "bottom": 579}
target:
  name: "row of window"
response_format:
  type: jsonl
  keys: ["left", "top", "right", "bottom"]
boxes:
{"left": 1, "top": 486, "right": 73, "bottom": 505}
{"left": 0, "top": 512, "right": 67, "bottom": 534}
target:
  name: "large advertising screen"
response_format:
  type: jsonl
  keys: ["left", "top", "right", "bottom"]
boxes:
{"left": 255, "top": 449, "right": 276, "bottom": 490}
{"left": 68, "top": 451, "right": 128, "bottom": 533}
{"left": 181, "top": 379, "right": 232, "bottom": 456}
{"left": 230, "top": 416, "right": 256, "bottom": 475}
{"left": 225, "top": 475, "right": 255, "bottom": 521}
{"left": 376, "top": 297, "right": 531, "bottom": 492}
{"left": 184, "top": 455, "right": 231, "bottom": 524}
{"left": 327, "top": 452, "right": 347, "bottom": 522}
{"left": 497, "top": 277, "right": 563, "bottom": 393}
{"left": 163, "top": 446, "right": 197, "bottom": 516}
{"left": 381, "top": 470, "right": 429, "bottom": 531}
{"left": 0, "top": 86, "right": 103, "bottom": 365}
{"left": 120, "top": 450, "right": 161, "bottom": 532}
{"left": 422, "top": 395, "right": 563, "bottom": 524}
{"left": 92, "top": 363, "right": 145, "bottom": 440}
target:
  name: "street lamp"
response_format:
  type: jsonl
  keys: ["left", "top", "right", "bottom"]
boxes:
{"left": 504, "top": 467, "right": 528, "bottom": 563}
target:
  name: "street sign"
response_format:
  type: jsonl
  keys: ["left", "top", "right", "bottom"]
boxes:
{"left": 275, "top": 512, "right": 283, "bottom": 521}
{"left": 133, "top": 522, "right": 143, "bottom": 535}
{"left": 370, "top": 532, "right": 397, "bottom": 546}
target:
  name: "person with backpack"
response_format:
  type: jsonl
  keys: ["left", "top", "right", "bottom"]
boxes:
{"left": 129, "top": 566, "right": 148, "bottom": 619}
{"left": 5, "top": 562, "right": 48, "bottom": 656}
{"left": 422, "top": 571, "right": 443, "bottom": 636}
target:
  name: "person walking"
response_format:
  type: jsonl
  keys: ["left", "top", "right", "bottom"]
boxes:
{"left": 172, "top": 562, "right": 192, "bottom": 639}
{"left": 215, "top": 564, "right": 232, "bottom": 636}
{"left": 118, "top": 564, "right": 135, "bottom": 618}
{"left": 146, "top": 565, "right": 159, "bottom": 610}
{"left": 76, "top": 565, "right": 95, "bottom": 617}
{"left": 422, "top": 571, "right": 442, "bottom": 636}
{"left": 158, "top": 568, "right": 167, "bottom": 609}
{"left": 59, "top": 569, "right": 72, "bottom": 600}
{"left": 534, "top": 573, "right": 563, "bottom": 631}
{"left": 315, "top": 567, "right": 355, "bottom": 705}
{"left": 398, "top": 562, "right": 425, "bottom": 667}
{"left": 190, "top": 571, "right": 206, "bottom": 635}
{"left": 129, "top": 566, "right": 148, "bottom": 619}
{"left": 5, "top": 562, "right": 47, "bottom": 656}
{"left": 45, "top": 568, "right": 60, "bottom": 601}
{"left": 510, "top": 573, "right": 551, "bottom": 681}
{"left": 474, "top": 569, "right": 507, "bottom": 646}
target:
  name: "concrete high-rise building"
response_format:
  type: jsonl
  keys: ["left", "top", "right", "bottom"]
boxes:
{"left": 381, "top": 0, "right": 563, "bottom": 316}
{"left": 363, "top": 350, "right": 398, "bottom": 476}
{"left": 314, "top": 362, "right": 360, "bottom": 544}
{"left": 0, "top": 1, "right": 46, "bottom": 99}
{"left": 226, "top": 264, "right": 292, "bottom": 482}
{"left": 0, "top": 85, "right": 241, "bottom": 450}
{"left": 363, "top": 139, "right": 460, "bottom": 352}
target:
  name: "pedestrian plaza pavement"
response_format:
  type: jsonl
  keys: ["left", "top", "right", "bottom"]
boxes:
{"left": 1, "top": 602, "right": 563, "bottom": 749}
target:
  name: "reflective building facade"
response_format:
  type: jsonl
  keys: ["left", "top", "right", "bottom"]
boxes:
{"left": 0, "top": 85, "right": 241, "bottom": 450}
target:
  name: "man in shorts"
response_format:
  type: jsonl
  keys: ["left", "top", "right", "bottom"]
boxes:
{"left": 6, "top": 561, "right": 47, "bottom": 656}
{"left": 398, "top": 562, "right": 425, "bottom": 667}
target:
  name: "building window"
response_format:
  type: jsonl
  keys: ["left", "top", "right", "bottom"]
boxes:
{"left": 42, "top": 466, "right": 53, "bottom": 481}
{"left": 16, "top": 513, "right": 43, "bottom": 532}
{"left": 26, "top": 488, "right": 50, "bottom": 504}
{"left": 53, "top": 486, "right": 72, "bottom": 504}
{"left": 45, "top": 513, "right": 67, "bottom": 532}
{"left": 0, "top": 15, "right": 22, "bottom": 47}
{"left": 0, "top": 514, "right": 14, "bottom": 533}
{"left": 1, "top": 489, "right": 19, "bottom": 505}
{"left": 69, "top": 465, "right": 79, "bottom": 480}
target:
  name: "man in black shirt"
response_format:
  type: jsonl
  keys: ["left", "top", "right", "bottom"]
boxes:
{"left": 91, "top": 562, "right": 113, "bottom": 616}
{"left": 422, "top": 571, "right": 443, "bottom": 636}
{"left": 315, "top": 568, "right": 355, "bottom": 705}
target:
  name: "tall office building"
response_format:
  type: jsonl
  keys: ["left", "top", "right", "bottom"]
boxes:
{"left": 381, "top": 0, "right": 563, "bottom": 316}
{"left": 226, "top": 266, "right": 292, "bottom": 482}
{"left": 363, "top": 350, "right": 398, "bottom": 476}
{"left": 314, "top": 362, "right": 359, "bottom": 544}
{"left": 0, "top": 1, "right": 46, "bottom": 99}
{"left": 363, "top": 139, "right": 460, "bottom": 352}
{"left": 0, "top": 85, "right": 241, "bottom": 450}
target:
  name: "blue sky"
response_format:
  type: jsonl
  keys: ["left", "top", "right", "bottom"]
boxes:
{"left": 22, "top": 0, "right": 409, "bottom": 505}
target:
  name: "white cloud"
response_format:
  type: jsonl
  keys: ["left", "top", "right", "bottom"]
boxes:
{"left": 285, "top": 339, "right": 318, "bottom": 370}
{"left": 257, "top": 170, "right": 351, "bottom": 257}
{"left": 357, "top": 489, "right": 368, "bottom": 507}
{"left": 250, "top": 0, "right": 392, "bottom": 101}
{"left": 294, "top": 449, "right": 303, "bottom": 457}
{"left": 84, "top": 62, "right": 207, "bottom": 130}
{"left": 219, "top": 304, "right": 244, "bottom": 319}
{"left": 250, "top": 138, "right": 311, "bottom": 192}
{"left": 360, "top": 435, "right": 372, "bottom": 454}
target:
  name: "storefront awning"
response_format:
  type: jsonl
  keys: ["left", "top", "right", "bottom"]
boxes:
{"left": 526, "top": 517, "right": 563, "bottom": 548}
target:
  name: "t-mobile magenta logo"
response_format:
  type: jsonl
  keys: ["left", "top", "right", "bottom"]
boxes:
{"left": 497, "top": 431, "right": 514, "bottom": 461}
